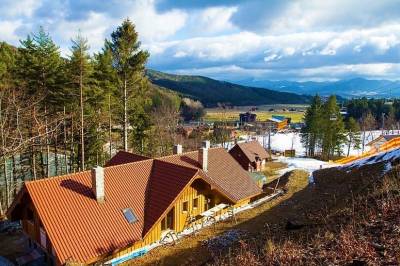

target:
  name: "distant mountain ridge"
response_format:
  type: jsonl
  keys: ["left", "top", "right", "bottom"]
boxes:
{"left": 146, "top": 70, "right": 311, "bottom": 107}
{"left": 234, "top": 77, "right": 400, "bottom": 98}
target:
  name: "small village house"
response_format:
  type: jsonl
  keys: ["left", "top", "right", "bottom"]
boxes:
{"left": 229, "top": 141, "right": 271, "bottom": 172}
{"left": 7, "top": 142, "right": 262, "bottom": 266}
{"left": 265, "top": 115, "right": 289, "bottom": 131}
{"left": 239, "top": 112, "right": 257, "bottom": 123}
{"left": 366, "top": 134, "right": 400, "bottom": 151}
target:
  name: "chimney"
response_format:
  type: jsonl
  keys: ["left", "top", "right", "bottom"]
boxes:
{"left": 173, "top": 144, "right": 183, "bottom": 155}
{"left": 199, "top": 140, "right": 210, "bottom": 172}
{"left": 92, "top": 166, "right": 105, "bottom": 203}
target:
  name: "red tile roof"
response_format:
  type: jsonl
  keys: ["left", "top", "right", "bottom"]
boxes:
{"left": 9, "top": 147, "right": 262, "bottom": 265}
{"left": 160, "top": 148, "right": 262, "bottom": 202}
{"left": 105, "top": 151, "right": 149, "bottom": 166}
{"left": 232, "top": 141, "right": 271, "bottom": 163}
{"left": 18, "top": 159, "right": 201, "bottom": 264}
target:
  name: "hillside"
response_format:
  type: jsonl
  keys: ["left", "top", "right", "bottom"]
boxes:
{"left": 147, "top": 70, "right": 311, "bottom": 107}
{"left": 129, "top": 150, "right": 400, "bottom": 265}
{"left": 236, "top": 77, "right": 400, "bottom": 98}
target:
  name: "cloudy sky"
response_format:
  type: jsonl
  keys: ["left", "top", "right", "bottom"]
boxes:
{"left": 1, "top": 0, "right": 400, "bottom": 82}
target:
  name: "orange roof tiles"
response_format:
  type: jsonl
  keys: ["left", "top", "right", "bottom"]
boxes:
{"left": 21, "top": 159, "right": 201, "bottom": 264}
{"left": 159, "top": 147, "right": 262, "bottom": 202}
{"left": 10, "top": 147, "right": 262, "bottom": 265}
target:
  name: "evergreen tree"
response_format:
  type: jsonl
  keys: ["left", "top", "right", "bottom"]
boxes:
{"left": 301, "top": 95, "right": 323, "bottom": 157}
{"left": 18, "top": 27, "right": 65, "bottom": 109}
{"left": 321, "top": 95, "right": 345, "bottom": 159}
{"left": 68, "top": 33, "right": 93, "bottom": 170}
{"left": 92, "top": 47, "right": 118, "bottom": 159}
{"left": 107, "top": 19, "right": 149, "bottom": 152}
{"left": 18, "top": 27, "right": 65, "bottom": 177}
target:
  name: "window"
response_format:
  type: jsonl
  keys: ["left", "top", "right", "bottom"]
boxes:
{"left": 182, "top": 201, "right": 188, "bottom": 212}
{"left": 193, "top": 198, "right": 198, "bottom": 209}
{"left": 122, "top": 208, "right": 138, "bottom": 223}
{"left": 27, "top": 209, "right": 34, "bottom": 221}
{"left": 161, "top": 208, "right": 174, "bottom": 231}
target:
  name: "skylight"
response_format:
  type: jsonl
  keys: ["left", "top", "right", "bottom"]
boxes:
{"left": 122, "top": 208, "right": 138, "bottom": 223}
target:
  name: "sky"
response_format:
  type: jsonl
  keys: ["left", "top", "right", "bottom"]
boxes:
{"left": 1, "top": 0, "right": 400, "bottom": 82}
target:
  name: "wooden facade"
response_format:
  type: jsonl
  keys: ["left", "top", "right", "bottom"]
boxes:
{"left": 12, "top": 176, "right": 241, "bottom": 265}
{"left": 100, "top": 177, "right": 232, "bottom": 264}
{"left": 229, "top": 145, "right": 267, "bottom": 172}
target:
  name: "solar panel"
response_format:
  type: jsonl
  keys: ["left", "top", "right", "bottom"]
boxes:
{"left": 123, "top": 208, "right": 138, "bottom": 223}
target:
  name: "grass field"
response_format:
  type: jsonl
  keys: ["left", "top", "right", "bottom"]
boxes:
{"left": 205, "top": 110, "right": 305, "bottom": 123}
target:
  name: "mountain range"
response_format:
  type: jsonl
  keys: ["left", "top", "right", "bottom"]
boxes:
{"left": 147, "top": 69, "right": 311, "bottom": 107}
{"left": 234, "top": 77, "right": 400, "bottom": 98}
{"left": 148, "top": 70, "right": 400, "bottom": 107}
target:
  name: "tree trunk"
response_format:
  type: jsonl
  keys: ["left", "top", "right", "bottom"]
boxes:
{"left": 80, "top": 60, "right": 85, "bottom": 170}
{"left": 109, "top": 94, "right": 112, "bottom": 158}
{"left": 70, "top": 116, "right": 75, "bottom": 173}
{"left": 45, "top": 106, "right": 50, "bottom": 177}
{"left": 3, "top": 156, "right": 8, "bottom": 208}
{"left": 31, "top": 107, "right": 37, "bottom": 180}
{"left": 54, "top": 128, "right": 58, "bottom": 176}
{"left": 63, "top": 107, "right": 68, "bottom": 174}
{"left": 123, "top": 76, "right": 128, "bottom": 151}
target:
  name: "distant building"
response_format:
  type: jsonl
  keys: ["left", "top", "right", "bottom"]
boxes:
{"left": 229, "top": 141, "right": 271, "bottom": 172}
{"left": 367, "top": 134, "right": 400, "bottom": 151}
{"left": 239, "top": 112, "right": 257, "bottom": 123}
{"left": 265, "top": 115, "right": 289, "bottom": 131}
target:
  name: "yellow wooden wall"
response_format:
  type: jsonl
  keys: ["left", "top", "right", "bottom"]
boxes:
{"left": 100, "top": 181, "right": 253, "bottom": 265}
{"left": 101, "top": 181, "right": 209, "bottom": 263}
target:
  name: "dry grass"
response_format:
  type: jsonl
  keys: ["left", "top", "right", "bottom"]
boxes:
{"left": 208, "top": 164, "right": 400, "bottom": 266}
{"left": 263, "top": 161, "right": 288, "bottom": 181}
{"left": 128, "top": 170, "right": 309, "bottom": 266}
{"left": 204, "top": 111, "right": 304, "bottom": 123}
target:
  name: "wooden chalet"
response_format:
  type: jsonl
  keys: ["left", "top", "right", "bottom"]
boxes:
{"left": 366, "top": 134, "right": 400, "bottom": 151}
{"left": 7, "top": 142, "right": 262, "bottom": 265}
{"left": 265, "top": 115, "right": 289, "bottom": 131}
{"left": 229, "top": 141, "right": 271, "bottom": 172}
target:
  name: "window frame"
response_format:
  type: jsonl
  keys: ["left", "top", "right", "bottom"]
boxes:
{"left": 182, "top": 201, "right": 189, "bottom": 213}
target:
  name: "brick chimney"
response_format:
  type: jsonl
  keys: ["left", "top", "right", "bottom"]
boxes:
{"left": 199, "top": 140, "right": 210, "bottom": 172}
{"left": 92, "top": 166, "right": 105, "bottom": 203}
{"left": 173, "top": 144, "right": 183, "bottom": 155}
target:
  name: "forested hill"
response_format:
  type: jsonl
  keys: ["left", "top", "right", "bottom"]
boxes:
{"left": 147, "top": 70, "right": 311, "bottom": 107}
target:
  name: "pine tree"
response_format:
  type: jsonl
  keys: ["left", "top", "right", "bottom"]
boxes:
{"left": 18, "top": 27, "right": 65, "bottom": 177}
{"left": 92, "top": 47, "right": 118, "bottom": 159}
{"left": 68, "top": 33, "right": 92, "bottom": 170}
{"left": 321, "top": 95, "right": 345, "bottom": 159}
{"left": 107, "top": 19, "right": 149, "bottom": 152}
{"left": 301, "top": 95, "right": 323, "bottom": 157}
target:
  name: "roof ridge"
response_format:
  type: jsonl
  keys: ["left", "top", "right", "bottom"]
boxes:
{"left": 154, "top": 158, "right": 201, "bottom": 173}
{"left": 25, "top": 158, "right": 155, "bottom": 185}
{"left": 159, "top": 146, "right": 223, "bottom": 159}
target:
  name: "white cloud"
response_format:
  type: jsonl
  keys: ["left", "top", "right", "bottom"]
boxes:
{"left": 171, "top": 63, "right": 400, "bottom": 82}
{"left": 125, "top": 0, "right": 187, "bottom": 42}
{"left": 0, "top": 0, "right": 41, "bottom": 18}
{"left": 54, "top": 12, "right": 114, "bottom": 55}
{"left": 195, "top": 6, "right": 238, "bottom": 34}
{"left": 0, "top": 20, "right": 23, "bottom": 43}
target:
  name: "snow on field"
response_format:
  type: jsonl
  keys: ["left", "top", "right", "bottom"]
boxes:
{"left": 248, "top": 130, "right": 384, "bottom": 156}
{"left": 275, "top": 156, "right": 337, "bottom": 183}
